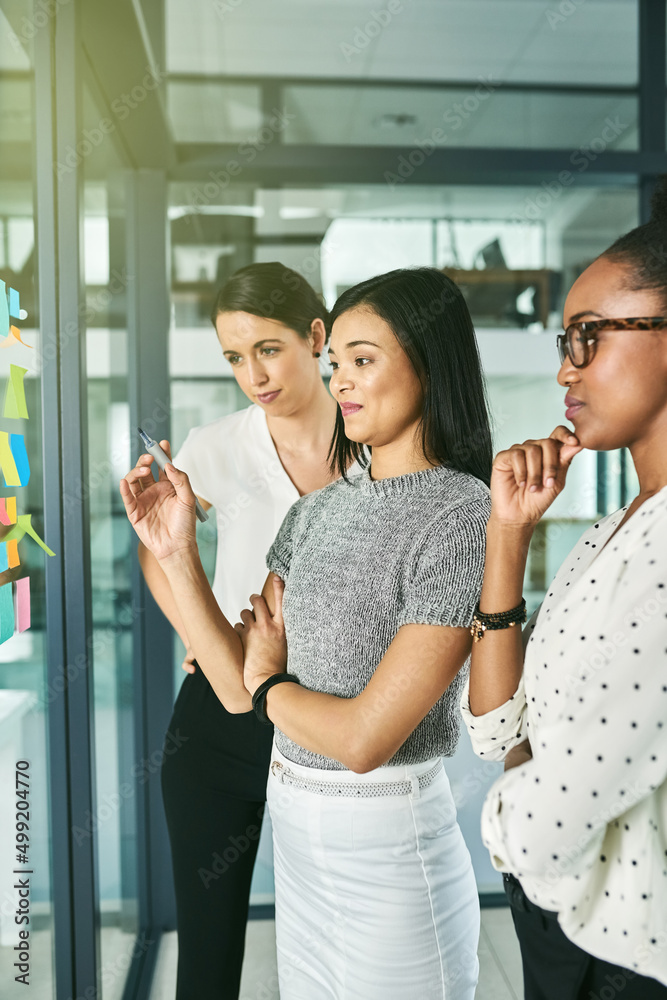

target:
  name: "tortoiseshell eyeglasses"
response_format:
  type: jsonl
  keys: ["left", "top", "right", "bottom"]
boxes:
{"left": 556, "top": 316, "right": 667, "bottom": 369}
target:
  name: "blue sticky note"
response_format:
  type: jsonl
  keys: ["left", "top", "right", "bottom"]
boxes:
{"left": 0, "top": 279, "right": 8, "bottom": 338}
{"left": 0, "top": 544, "right": 8, "bottom": 574}
{"left": 0, "top": 581, "right": 13, "bottom": 643}
{"left": 9, "top": 434, "right": 30, "bottom": 487}
{"left": 9, "top": 287, "right": 19, "bottom": 320}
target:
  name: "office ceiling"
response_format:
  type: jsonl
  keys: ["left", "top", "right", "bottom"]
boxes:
{"left": 165, "top": 0, "right": 637, "bottom": 86}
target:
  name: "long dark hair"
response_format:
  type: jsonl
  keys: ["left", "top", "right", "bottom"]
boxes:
{"left": 210, "top": 261, "right": 330, "bottom": 339}
{"left": 601, "top": 175, "right": 667, "bottom": 301}
{"left": 328, "top": 267, "right": 492, "bottom": 486}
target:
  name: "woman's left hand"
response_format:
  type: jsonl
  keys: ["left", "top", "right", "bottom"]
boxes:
{"left": 236, "top": 576, "right": 288, "bottom": 694}
{"left": 504, "top": 739, "right": 533, "bottom": 771}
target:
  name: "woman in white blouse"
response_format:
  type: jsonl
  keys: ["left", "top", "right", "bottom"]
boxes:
{"left": 138, "top": 262, "right": 348, "bottom": 1000}
{"left": 463, "top": 181, "right": 667, "bottom": 998}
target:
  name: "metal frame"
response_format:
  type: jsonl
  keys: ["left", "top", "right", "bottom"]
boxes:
{"left": 173, "top": 144, "right": 661, "bottom": 186}
{"left": 54, "top": 2, "right": 100, "bottom": 991}
{"left": 125, "top": 169, "right": 175, "bottom": 940}
{"left": 169, "top": 69, "right": 640, "bottom": 97}
{"left": 33, "top": 13, "right": 78, "bottom": 1000}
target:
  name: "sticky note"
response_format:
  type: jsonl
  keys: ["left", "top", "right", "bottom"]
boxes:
{"left": 0, "top": 544, "right": 8, "bottom": 573}
{"left": 0, "top": 581, "right": 13, "bottom": 643}
{"left": 8, "top": 287, "right": 19, "bottom": 320}
{"left": 14, "top": 578, "right": 30, "bottom": 633}
{"left": 3, "top": 365, "right": 29, "bottom": 420}
{"left": 0, "top": 431, "right": 20, "bottom": 486}
{"left": 10, "top": 435, "right": 29, "bottom": 486}
{"left": 3, "top": 514, "right": 55, "bottom": 556}
{"left": 6, "top": 539, "right": 19, "bottom": 567}
{"left": 7, "top": 326, "right": 31, "bottom": 349}
{"left": 0, "top": 497, "right": 16, "bottom": 524}
{"left": 0, "top": 279, "right": 8, "bottom": 339}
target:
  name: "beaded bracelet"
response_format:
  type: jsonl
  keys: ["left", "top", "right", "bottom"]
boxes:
{"left": 470, "top": 598, "right": 527, "bottom": 643}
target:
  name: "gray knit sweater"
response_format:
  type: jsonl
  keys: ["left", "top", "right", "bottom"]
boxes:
{"left": 266, "top": 463, "right": 491, "bottom": 770}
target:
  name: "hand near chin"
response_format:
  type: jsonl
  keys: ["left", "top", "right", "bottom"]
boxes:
{"left": 489, "top": 426, "right": 583, "bottom": 529}
{"left": 235, "top": 576, "right": 288, "bottom": 695}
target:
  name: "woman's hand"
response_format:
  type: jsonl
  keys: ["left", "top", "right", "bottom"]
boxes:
{"left": 119, "top": 440, "right": 198, "bottom": 563}
{"left": 503, "top": 739, "right": 533, "bottom": 772}
{"left": 235, "top": 576, "right": 287, "bottom": 695}
{"left": 489, "top": 426, "right": 583, "bottom": 528}
{"left": 181, "top": 647, "right": 196, "bottom": 674}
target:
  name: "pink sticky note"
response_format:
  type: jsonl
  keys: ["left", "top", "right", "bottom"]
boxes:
{"left": 14, "top": 577, "right": 30, "bottom": 633}
{"left": 0, "top": 497, "right": 16, "bottom": 525}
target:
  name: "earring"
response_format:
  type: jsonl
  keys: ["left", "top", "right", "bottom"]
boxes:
{"left": 314, "top": 352, "right": 320, "bottom": 358}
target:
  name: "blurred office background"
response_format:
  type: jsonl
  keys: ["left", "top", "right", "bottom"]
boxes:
{"left": 0, "top": 0, "right": 662, "bottom": 997}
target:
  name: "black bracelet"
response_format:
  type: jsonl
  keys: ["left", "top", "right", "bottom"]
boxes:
{"left": 470, "top": 598, "right": 527, "bottom": 643}
{"left": 252, "top": 673, "right": 300, "bottom": 725}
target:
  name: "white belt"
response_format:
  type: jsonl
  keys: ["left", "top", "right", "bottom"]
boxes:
{"left": 270, "top": 758, "right": 443, "bottom": 798}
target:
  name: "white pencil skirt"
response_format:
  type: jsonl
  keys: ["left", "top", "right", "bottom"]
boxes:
{"left": 266, "top": 741, "right": 480, "bottom": 1000}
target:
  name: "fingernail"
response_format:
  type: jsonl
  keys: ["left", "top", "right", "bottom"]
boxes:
{"left": 529, "top": 484, "right": 538, "bottom": 493}
{"left": 568, "top": 435, "right": 578, "bottom": 442}
{"left": 518, "top": 480, "right": 526, "bottom": 487}
{"left": 545, "top": 477, "right": 555, "bottom": 487}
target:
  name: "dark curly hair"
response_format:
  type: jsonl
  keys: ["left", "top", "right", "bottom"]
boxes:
{"left": 601, "top": 176, "right": 667, "bottom": 305}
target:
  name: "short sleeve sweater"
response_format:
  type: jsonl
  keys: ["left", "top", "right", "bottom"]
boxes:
{"left": 266, "top": 463, "right": 491, "bottom": 770}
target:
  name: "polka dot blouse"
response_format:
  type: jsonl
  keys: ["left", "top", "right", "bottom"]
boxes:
{"left": 460, "top": 486, "right": 667, "bottom": 986}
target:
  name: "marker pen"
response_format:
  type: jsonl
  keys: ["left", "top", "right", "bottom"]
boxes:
{"left": 138, "top": 427, "right": 209, "bottom": 523}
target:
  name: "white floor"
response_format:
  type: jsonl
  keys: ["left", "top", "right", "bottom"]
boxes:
{"left": 149, "top": 907, "right": 524, "bottom": 1000}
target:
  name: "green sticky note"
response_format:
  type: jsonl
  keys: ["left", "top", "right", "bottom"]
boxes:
{"left": 3, "top": 365, "right": 29, "bottom": 420}
{"left": 3, "top": 514, "right": 56, "bottom": 557}
{"left": 0, "top": 581, "right": 13, "bottom": 643}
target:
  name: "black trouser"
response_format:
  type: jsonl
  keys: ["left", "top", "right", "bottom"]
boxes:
{"left": 161, "top": 667, "right": 274, "bottom": 1000}
{"left": 503, "top": 874, "right": 667, "bottom": 1000}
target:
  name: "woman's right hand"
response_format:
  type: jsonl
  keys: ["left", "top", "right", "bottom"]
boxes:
{"left": 489, "top": 426, "right": 583, "bottom": 528}
{"left": 182, "top": 647, "right": 197, "bottom": 674}
{"left": 119, "top": 440, "right": 198, "bottom": 563}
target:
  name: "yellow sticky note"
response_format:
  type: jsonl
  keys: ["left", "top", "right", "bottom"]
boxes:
{"left": 7, "top": 539, "right": 19, "bottom": 568}
{"left": 0, "top": 431, "right": 20, "bottom": 486}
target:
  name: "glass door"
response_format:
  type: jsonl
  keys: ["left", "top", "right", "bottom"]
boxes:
{"left": 0, "top": 5, "right": 55, "bottom": 995}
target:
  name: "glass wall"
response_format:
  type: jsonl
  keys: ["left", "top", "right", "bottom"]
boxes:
{"left": 84, "top": 166, "right": 140, "bottom": 995}
{"left": 0, "top": 5, "right": 55, "bottom": 994}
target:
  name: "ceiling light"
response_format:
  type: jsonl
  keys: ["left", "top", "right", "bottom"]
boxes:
{"left": 376, "top": 113, "right": 418, "bottom": 129}
{"left": 279, "top": 207, "right": 322, "bottom": 220}
{"left": 168, "top": 205, "right": 265, "bottom": 221}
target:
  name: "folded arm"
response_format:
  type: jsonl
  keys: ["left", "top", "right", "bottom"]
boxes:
{"left": 242, "top": 593, "right": 472, "bottom": 772}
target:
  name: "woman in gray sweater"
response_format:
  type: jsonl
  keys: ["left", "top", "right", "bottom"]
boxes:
{"left": 121, "top": 268, "right": 492, "bottom": 1000}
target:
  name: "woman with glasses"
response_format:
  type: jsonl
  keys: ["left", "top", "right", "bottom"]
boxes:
{"left": 121, "top": 267, "right": 492, "bottom": 999}
{"left": 462, "top": 180, "right": 667, "bottom": 998}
